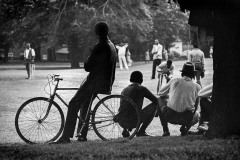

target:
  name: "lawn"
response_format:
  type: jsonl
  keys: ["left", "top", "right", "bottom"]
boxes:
{"left": 1, "top": 59, "right": 238, "bottom": 159}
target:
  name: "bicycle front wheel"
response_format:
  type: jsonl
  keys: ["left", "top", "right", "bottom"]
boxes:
{"left": 92, "top": 95, "right": 141, "bottom": 141}
{"left": 15, "top": 97, "right": 64, "bottom": 144}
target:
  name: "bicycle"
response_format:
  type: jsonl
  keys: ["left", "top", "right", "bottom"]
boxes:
{"left": 15, "top": 75, "right": 141, "bottom": 144}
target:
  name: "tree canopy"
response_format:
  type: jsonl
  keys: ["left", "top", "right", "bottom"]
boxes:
{"left": 0, "top": 0, "right": 189, "bottom": 65}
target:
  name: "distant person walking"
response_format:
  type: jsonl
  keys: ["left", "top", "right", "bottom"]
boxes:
{"left": 145, "top": 49, "right": 150, "bottom": 63}
{"left": 116, "top": 43, "right": 129, "bottom": 70}
{"left": 24, "top": 43, "right": 35, "bottom": 79}
{"left": 188, "top": 43, "right": 205, "bottom": 87}
{"left": 151, "top": 39, "right": 163, "bottom": 79}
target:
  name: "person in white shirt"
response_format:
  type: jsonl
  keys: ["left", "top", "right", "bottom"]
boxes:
{"left": 151, "top": 39, "right": 163, "bottom": 79}
{"left": 23, "top": 43, "right": 35, "bottom": 79}
{"left": 197, "top": 83, "right": 213, "bottom": 132}
{"left": 157, "top": 62, "right": 201, "bottom": 136}
{"left": 157, "top": 60, "right": 175, "bottom": 94}
{"left": 188, "top": 43, "right": 205, "bottom": 87}
{"left": 116, "top": 43, "right": 129, "bottom": 70}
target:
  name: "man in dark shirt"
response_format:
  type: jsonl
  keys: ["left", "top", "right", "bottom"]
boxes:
{"left": 120, "top": 71, "right": 159, "bottom": 137}
{"left": 54, "top": 22, "right": 117, "bottom": 144}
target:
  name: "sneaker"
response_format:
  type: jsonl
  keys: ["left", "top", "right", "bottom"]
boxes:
{"left": 180, "top": 126, "right": 188, "bottom": 136}
{"left": 76, "top": 134, "right": 87, "bottom": 142}
{"left": 162, "top": 131, "right": 170, "bottom": 137}
{"left": 136, "top": 132, "right": 151, "bottom": 137}
{"left": 77, "top": 136, "right": 87, "bottom": 142}
{"left": 122, "top": 129, "right": 130, "bottom": 138}
{"left": 198, "top": 123, "right": 208, "bottom": 131}
{"left": 49, "top": 137, "right": 70, "bottom": 144}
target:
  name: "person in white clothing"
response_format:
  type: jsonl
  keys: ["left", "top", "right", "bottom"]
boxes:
{"left": 151, "top": 39, "right": 163, "bottom": 79}
{"left": 188, "top": 43, "right": 205, "bottom": 87}
{"left": 24, "top": 43, "right": 35, "bottom": 79}
{"left": 157, "top": 62, "right": 201, "bottom": 136}
{"left": 116, "top": 43, "right": 129, "bottom": 70}
{"left": 156, "top": 60, "right": 175, "bottom": 94}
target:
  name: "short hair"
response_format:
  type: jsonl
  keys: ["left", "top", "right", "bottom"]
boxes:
{"left": 180, "top": 62, "right": 195, "bottom": 79}
{"left": 192, "top": 42, "right": 198, "bottom": 48}
{"left": 130, "top": 71, "right": 143, "bottom": 84}
{"left": 94, "top": 21, "right": 109, "bottom": 38}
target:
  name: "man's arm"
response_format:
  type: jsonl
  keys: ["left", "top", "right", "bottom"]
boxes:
{"left": 169, "top": 64, "right": 174, "bottom": 75}
{"left": 194, "top": 97, "right": 200, "bottom": 113}
{"left": 201, "top": 51, "right": 205, "bottom": 67}
{"left": 143, "top": 87, "right": 159, "bottom": 106}
{"left": 84, "top": 47, "right": 97, "bottom": 72}
{"left": 158, "top": 78, "right": 172, "bottom": 96}
{"left": 31, "top": 49, "right": 35, "bottom": 61}
{"left": 156, "top": 45, "right": 163, "bottom": 57}
{"left": 151, "top": 45, "right": 155, "bottom": 54}
{"left": 188, "top": 52, "right": 192, "bottom": 62}
{"left": 24, "top": 50, "right": 27, "bottom": 60}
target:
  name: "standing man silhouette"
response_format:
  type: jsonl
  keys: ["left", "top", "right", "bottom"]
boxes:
{"left": 151, "top": 39, "right": 163, "bottom": 79}
{"left": 53, "top": 22, "right": 117, "bottom": 144}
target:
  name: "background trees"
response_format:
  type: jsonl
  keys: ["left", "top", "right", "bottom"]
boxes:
{"left": 0, "top": 0, "right": 189, "bottom": 67}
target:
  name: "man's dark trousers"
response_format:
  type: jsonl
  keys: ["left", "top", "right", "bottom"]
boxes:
{"left": 61, "top": 80, "right": 96, "bottom": 138}
{"left": 151, "top": 59, "right": 161, "bottom": 79}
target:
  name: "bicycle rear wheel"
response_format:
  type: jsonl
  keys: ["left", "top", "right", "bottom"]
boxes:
{"left": 92, "top": 95, "right": 141, "bottom": 141}
{"left": 15, "top": 97, "right": 64, "bottom": 144}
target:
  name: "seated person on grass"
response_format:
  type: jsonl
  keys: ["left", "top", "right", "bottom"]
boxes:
{"left": 157, "top": 62, "right": 201, "bottom": 136}
{"left": 119, "top": 71, "right": 159, "bottom": 137}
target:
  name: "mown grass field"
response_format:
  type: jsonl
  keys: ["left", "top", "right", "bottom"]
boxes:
{"left": 1, "top": 59, "right": 239, "bottom": 159}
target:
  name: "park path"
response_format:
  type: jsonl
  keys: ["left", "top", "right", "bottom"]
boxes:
{"left": 0, "top": 59, "right": 213, "bottom": 143}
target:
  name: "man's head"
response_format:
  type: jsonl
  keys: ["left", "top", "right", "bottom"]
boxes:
{"left": 26, "top": 43, "right": 31, "bottom": 49}
{"left": 154, "top": 39, "right": 159, "bottom": 44}
{"left": 94, "top": 21, "right": 109, "bottom": 39}
{"left": 180, "top": 62, "right": 195, "bottom": 79}
{"left": 130, "top": 71, "right": 143, "bottom": 84}
{"left": 166, "top": 60, "right": 172, "bottom": 69}
{"left": 192, "top": 42, "right": 198, "bottom": 48}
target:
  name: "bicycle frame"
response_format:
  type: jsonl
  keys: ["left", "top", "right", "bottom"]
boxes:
{"left": 40, "top": 78, "right": 115, "bottom": 135}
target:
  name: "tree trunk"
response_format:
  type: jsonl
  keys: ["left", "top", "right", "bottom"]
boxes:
{"left": 3, "top": 44, "right": 10, "bottom": 63}
{"left": 69, "top": 46, "right": 80, "bottom": 69}
{"left": 206, "top": 9, "right": 240, "bottom": 138}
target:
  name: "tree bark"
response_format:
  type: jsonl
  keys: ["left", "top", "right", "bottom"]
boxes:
{"left": 206, "top": 9, "right": 240, "bottom": 138}
{"left": 69, "top": 46, "right": 80, "bottom": 69}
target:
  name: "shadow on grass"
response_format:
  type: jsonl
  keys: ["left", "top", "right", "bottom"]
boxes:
{"left": 0, "top": 135, "right": 239, "bottom": 159}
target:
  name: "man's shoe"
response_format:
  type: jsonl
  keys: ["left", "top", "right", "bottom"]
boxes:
{"left": 77, "top": 136, "right": 87, "bottom": 142}
{"left": 180, "top": 126, "right": 188, "bottom": 136}
{"left": 198, "top": 123, "right": 208, "bottom": 132}
{"left": 49, "top": 137, "right": 70, "bottom": 144}
{"left": 122, "top": 129, "right": 130, "bottom": 138}
{"left": 136, "top": 132, "right": 151, "bottom": 137}
{"left": 162, "top": 131, "right": 170, "bottom": 137}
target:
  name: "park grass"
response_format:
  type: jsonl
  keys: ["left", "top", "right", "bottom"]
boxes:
{"left": 0, "top": 136, "right": 240, "bottom": 159}
{"left": 1, "top": 59, "right": 236, "bottom": 159}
